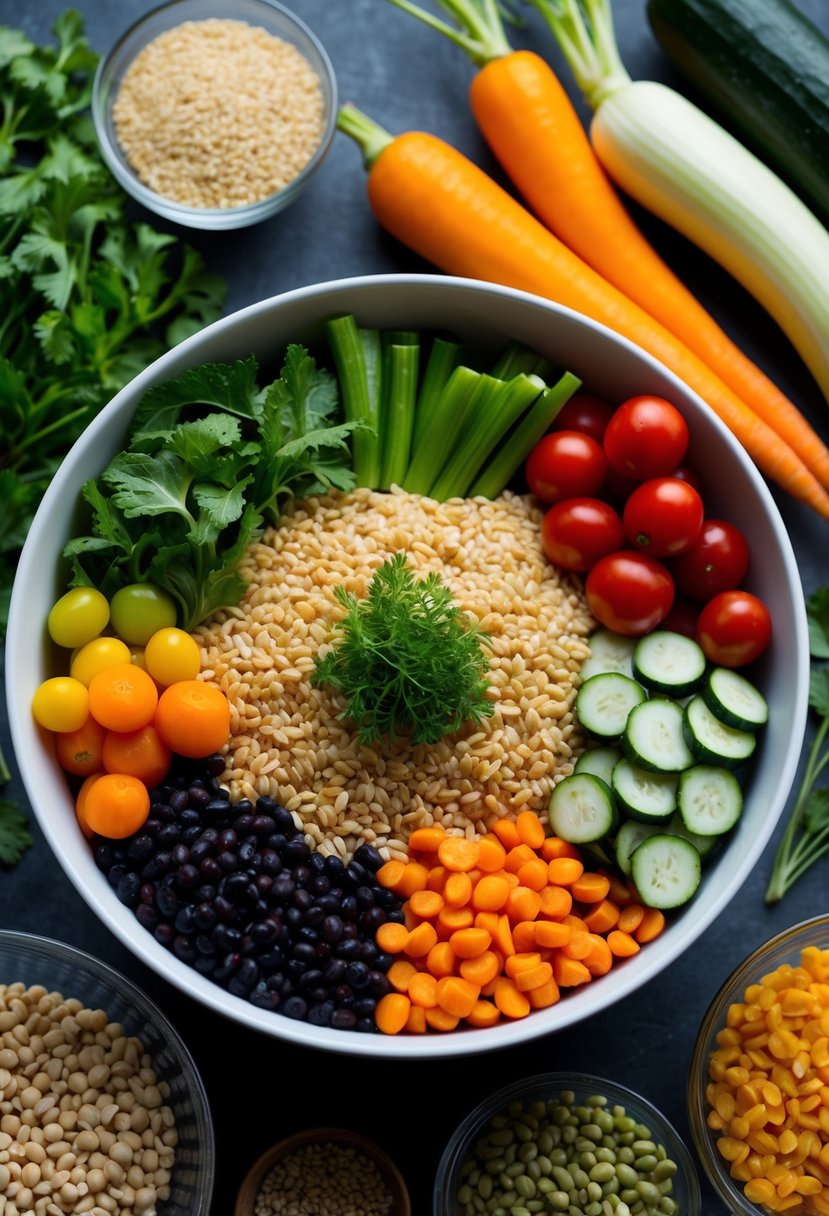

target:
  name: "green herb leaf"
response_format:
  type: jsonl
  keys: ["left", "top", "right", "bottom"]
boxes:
{"left": 809, "top": 668, "right": 829, "bottom": 719}
{"left": 804, "top": 789, "right": 829, "bottom": 833}
{"left": 0, "top": 800, "right": 33, "bottom": 866}
{"left": 808, "top": 588, "right": 829, "bottom": 659}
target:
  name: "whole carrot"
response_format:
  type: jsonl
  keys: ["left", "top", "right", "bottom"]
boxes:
{"left": 384, "top": 0, "right": 829, "bottom": 492}
{"left": 337, "top": 103, "right": 829, "bottom": 520}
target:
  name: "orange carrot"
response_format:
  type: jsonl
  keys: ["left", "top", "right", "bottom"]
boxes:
{"left": 387, "top": 959, "right": 418, "bottom": 992}
{"left": 338, "top": 103, "right": 829, "bottom": 518}
{"left": 477, "top": 834, "right": 507, "bottom": 872}
{"left": 541, "top": 836, "right": 583, "bottom": 863}
{"left": 408, "top": 971, "right": 439, "bottom": 1008}
{"left": 493, "top": 976, "right": 531, "bottom": 1019}
{"left": 405, "top": 1004, "right": 428, "bottom": 1034}
{"left": 460, "top": 950, "right": 501, "bottom": 988}
{"left": 528, "top": 977, "right": 561, "bottom": 1009}
{"left": 553, "top": 954, "right": 592, "bottom": 987}
{"left": 436, "top": 975, "right": 480, "bottom": 1018}
{"left": 444, "top": 872, "right": 474, "bottom": 907}
{"left": 516, "top": 858, "right": 550, "bottom": 892}
{"left": 408, "top": 889, "right": 444, "bottom": 919}
{"left": 408, "top": 826, "right": 446, "bottom": 852}
{"left": 472, "top": 873, "right": 511, "bottom": 912}
{"left": 376, "top": 992, "right": 412, "bottom": 1035}
{"left": 571, "top": 872, "right": 612, "bottom": 905}
{"left": 516, "top": 809, "right": 547, "bottom": 850}
{"left": 405, "top": 922, "right": 438, "bottom": 958}
{"left": 583, "top": 899, "right": 620, "bottom": 936}
{"left": 547, "top": 857, "right": 585, "bottom": 887}
{"left": 490, "top": 818, "right": 522, "bottom": 850}
{"left": 376, "top": 922, "right": 410, "bottom": 954}
{"left": 538, "top": 885, "right": 573, "bottom": 920}
{"left": 607, "top": 929, "right": 641, "bottom": 958}
{"left": 450, "top": 926, "right": 492, "bottom": 959}
{"left": 437, "top": 835, "right": 481, "bottom": 873}
{"left": 617, "top": 904, "right": 646, "bottom": 935}
{"left": 635, "top": 907, "right": 667, "bottom": 944}
{"left": 426, "top": 941, "right": 456, "bottom": 978}
{"left": 467, "top": 998, "right": 501, "bottom": 1027}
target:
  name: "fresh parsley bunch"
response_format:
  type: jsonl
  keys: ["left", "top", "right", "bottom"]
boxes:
{"left": 64, "top": 346, "right": 361, "bottom": 630}
{"left": 312, "top": 553, "right": 493, "bottom": 746}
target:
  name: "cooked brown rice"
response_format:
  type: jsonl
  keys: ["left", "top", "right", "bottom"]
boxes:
{"left": 195, "top": 487, "right": 595, "bottom": 861}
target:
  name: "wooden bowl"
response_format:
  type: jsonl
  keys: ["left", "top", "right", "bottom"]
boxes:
{"left": 234, "top": 1126, "right": 412, "bottom": 1216}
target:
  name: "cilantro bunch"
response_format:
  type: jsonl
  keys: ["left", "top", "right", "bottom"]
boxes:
{"left": 312, "top": 553, "right": 493, "bottom": 746}
{"left": 0, "top": 11, "right": 226, "bottom": 634}
{"left": 765, "top": 588, "right": 829, "bottom": 903}
{"left": 65, "top": 346, "right": 361, "bottom": 630}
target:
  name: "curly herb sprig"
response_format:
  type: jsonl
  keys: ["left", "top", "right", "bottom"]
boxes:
{"left": 312, "top": 553, "right": 494, "bottom": 746}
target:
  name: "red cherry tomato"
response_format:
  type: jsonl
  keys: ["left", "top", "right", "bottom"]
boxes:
{"left": 525, "top": 431, "right": 607, "bottom": 504}
{"left": 585, "top": 551, "right": 675, "bottom": 637}
{"left": 540, "top": 498, "right": 625, "bottom": 573}
{"left": 603, "top": 395, "right": 689, "bottom": 480}
{"left": 622, "top": 477, "right": 704, "bottom": 558}
{"left": 660, "top": 594, "right": 701, "bottom": 641}
{"left": 696, "top": 590, "right": 772, "bottom": 668}
{"left": 669, "top": 465, "right": 704, "bottom": 495}
{"left": 671, "top": 519, "right": 751, "bottom": 601}
{"left": 550, "top": 394, "right": 615, "bottom": 444}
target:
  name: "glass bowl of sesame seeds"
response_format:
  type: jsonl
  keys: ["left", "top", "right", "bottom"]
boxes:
{"left": 91, "top": 0, "right": 338, "bottom": 230}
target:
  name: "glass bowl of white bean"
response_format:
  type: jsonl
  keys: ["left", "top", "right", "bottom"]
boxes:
{"left": 434, "top": 1072, "right": 701, "bottom": 1216}
{"left": 0, "top": 929, "right": 214, "bottom": 1215}
{"left": 91, "top": 0, "right": 338, "bottom": 230}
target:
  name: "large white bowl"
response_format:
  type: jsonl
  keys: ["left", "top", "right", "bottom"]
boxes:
{"left": 6, "top": 273, "right": 809, "bottom": 1057}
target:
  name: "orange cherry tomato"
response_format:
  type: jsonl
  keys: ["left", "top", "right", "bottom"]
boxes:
{"left": 154, "top": 680, "right": 230, "bottom": 759}
{"left": 55, "top": 716, "right": 107, "bottom": 776}
{"left": 81, "top": 773, "right": 151, "bottom": 839}
{"left": 87, "top": 663, "right": 158, "bottom": 732}
{"left": 75, "top": 771, "right": 105, "bottom": 840}
{"left": 102, "top": 724, "right": 172, "bottom": 788}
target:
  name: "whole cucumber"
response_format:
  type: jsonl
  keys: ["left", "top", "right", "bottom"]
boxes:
{"left": 646, "top": 0, "right": 829, "bottom": 226}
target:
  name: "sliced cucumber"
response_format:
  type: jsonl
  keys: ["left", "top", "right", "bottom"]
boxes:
{"left": 632, "top": 630, "right": 707, "bottom": 697}
{"left": 576, "top": 672, "right": 647, "bottom": 741}
{"left": 678, "top": 764, "right": 743, "bottom": 836}
{"left": 548, "top": 773, "right": 618, "bottom": 844}
{"left": 579, "top": 628, "right": 636, "bottom": 682}
{"left": 575, "top": 745, "right": 623, "bottom": 788}
{"left": 668, "top": 813, "right": 720, "bottom": 861}
{"left": 703, "top": 667, "right": 769, "bottom": 732}
{"left": 630, "top": 833, "right": 702, "bottom": 909}
{"left": 623, "top": 698, "right": 696, "bottom": 773}
{"left": 611, "top": 758, "right": 678, "bottom": 823}
{"left": 614, "top": 819, "right": 663, "bottom": 877}
{"left": 683, "top": 696, "right": 757, "bottom": 768}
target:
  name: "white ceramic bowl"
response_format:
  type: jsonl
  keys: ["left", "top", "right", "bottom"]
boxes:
{"left": 6, "top": 274, "right": 809, "bottom": 1058}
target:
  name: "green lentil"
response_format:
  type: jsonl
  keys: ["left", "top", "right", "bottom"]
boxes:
{"left": 453, "top": 1087, "right": 684, "bottom": 1216}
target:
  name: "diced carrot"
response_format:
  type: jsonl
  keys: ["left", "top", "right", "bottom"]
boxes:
{"left": 533, "top": 920, "right": 571, "bottom": 950}
{"left": 505, "top": 952, "right": 541, "bottom": 979}
{"left": 408, "top": 889, "right": 444, "bottom": 919}
{"left": 617, "top": 903, "right": 646, "bottom": 934}
{"left": 547, "top": 856, "right": 585, "bottom": 886}
{"left": 583, "top": 934, "right": 614, "bottom": 977}
{"left": 511, "top": 921, "right": 538, "bottom": 953}
{"left": 426, "top": 865, "right": 449, "bottom": 893}
{"left": 426, "top": 941, "right": 456, "bottom": 978}
{"left": 635, "top": 907, "right": 666, "bottom": 944}
{"left": 459, "top": 950, "right": 500, "bottom": 988}
{"left": 503, "top": 870, "right": 521, "bottom": 889}
{"left": 408, "top": 826, "right": 447, "bottom": 852}
{"left": 563, "top": 929, "right": 592, "bottom": 961}
{"left": 517, "top": 857, "right": 549, "bottom": 891}
{"left": 436, "top": 975, "right": 480, "bottom": 1018}
{"left": 403, "top": 904, "right": 419, "bottom": 932}
{"left": 494, "top": 914, "right": 516, "bottom": 958}
{"left": 506, "top": 886, "right": 542, "bottom": 923}
{"left": 490, "top": 817, "right": 522, "bottom": 850}
{"left": 528, "top": 977, "right": 561, "bottom": 1010}
{"left": 480, "top": 974, "right": 500, "bottom": 998}
{"left": 472, "top": 873, "right": 511, "bottom": 912}
{"left": 553, "top": 954, "right": 592, "bottom": 987}
{"left": 395, "top": 861, "right": 431, "bottom": 897}
{"left": 425, "top": 1006, "right": 461, "bottom": 1032}
{"left": 376, "top": 921, "right": 410, "bottom": 954}
{"left": 376, "top": 859, "right": 407, "bottom": 891}
{"left": 408, "top": 971, "right": 439, "bottom": 1008}
{"left": 466, "top": 998, "right": 501, "bottom": 1027}
{"left": 541, "top": 836, "right": 582, "bottom": 862}
{"left": 387, "top": 959, "right": 418, "bottom": 992}
{"left": 405, "top": 922, "right": 438, "bottom": 958}
{"left": 437, "top": 835, "right": 481, "bottom": 873}
{"left": 505, "top": 843, "right": 537, "bottom": 873}
{"left": 375, "top": 992, "right": 411, "bottom": 1034}
{"left": 538, "top": 885, "right": 572, "bottom": 920}
{"left": 516, "top": 809, "right": 546, "bottom": 849}
{"left": 474, "top": 910, "right": 500, "bottom": 936}
{"left": 477, "top": 834, "right": 507, "bottom": 872}
{"left": 605, "top": 870, "right": 634, "bottom": 905}
{"left": 607, "top": 929, "right": 641, "bottom": 958}
{"left": 437, "top": 905, "right": 475, "bottom": 937}
{"left": 494, "top": 976, "right": 531, "bottom": 1019}
{"left": 571, "top": 871, "right": 612, "bottom": 904}
{"left": 582, "top": 899, "right": 620, "bottom": 935}
{"left": 405, "top": 1004, "right": 427, "bottom": 1034}
{"left": 444, "top": 871, "right": 473, "bottom": 908}
{"left": 515, "top": 961, "right": 554, "bottom": 992}
{"left": 450, "top": 926, "right": 492, "bottom": 959}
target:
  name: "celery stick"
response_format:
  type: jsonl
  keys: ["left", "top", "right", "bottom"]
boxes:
{"left": 430, "top": 372, "right": 546, "bottom": 501}
{"left": 324, "top": 314, "right": 381, "bottom": 487}
{"left": 468, "top": 371, "right": 583, "bottom": 499}
{"left": 490, "top": 341, "right": 554, "bottom": 383}
{"left": 402, "top": 364, "right": 482, "bottom": 495}
{"left": 411, "top": 335, "right": 462, "bottom": 451}
{"left": 359, "top": 326, "right": 383, "bottom": 484}
{"left": 379, "top": 335, "right": 420, "bottom": 489}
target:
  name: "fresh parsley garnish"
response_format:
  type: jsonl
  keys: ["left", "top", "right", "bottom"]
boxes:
{"left": 312, "top": 552, "right": 493, "bottom": 746}
{"left": 64, "top": 346, "right": 362, "bottom": 630}
{"left": 0, "top": 799, "right": 33, "bottom": 867}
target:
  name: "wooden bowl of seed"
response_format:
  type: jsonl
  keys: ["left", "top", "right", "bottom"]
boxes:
{"left": 233, "top": 1126, "right": 411, "bottom": 1216}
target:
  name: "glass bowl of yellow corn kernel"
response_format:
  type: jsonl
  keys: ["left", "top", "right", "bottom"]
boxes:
{"left": 689, "top": 914, "right": 829, "bottom": 1216}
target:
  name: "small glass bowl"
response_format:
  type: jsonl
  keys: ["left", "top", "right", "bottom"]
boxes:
{"left": 0, "top": 929, "right": 215, "bottom": 1214}
{"left": 689, "top": 914, "right": 829, "bottom": 1214}
{"left": 434, "top": 1071, "right": 701, "bottom": 1216}
{"left": 91, "top": 0, "right": 337, "bottom": 230}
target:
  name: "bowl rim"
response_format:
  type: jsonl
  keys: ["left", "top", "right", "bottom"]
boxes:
{"left": 90, "top": 0, "right": 339, "bottom": 229}
{"left": 6, "top": 271, "right": 811, "bottom": 1058}
{"left": 0, "top": 927, "right": 216, "bottom": 1210}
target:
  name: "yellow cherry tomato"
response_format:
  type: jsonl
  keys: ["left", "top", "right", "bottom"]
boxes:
{"left": 70, "top": 636, "right": 132, "bottom": 687}
{"left": 32, "top": 677, "right": 89, "bottom": 733}
{"left": 47, "top": 587, "right": 110, "bottom": 649}
{"left": 143, "top": 627, "right": 201, "bottom": 686}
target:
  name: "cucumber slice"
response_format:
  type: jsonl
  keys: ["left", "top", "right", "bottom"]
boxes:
{"left": 630, "top": 833, "right": 702, "bottom": 909}
{"left": 579, "top": 628, "right": 636, "bottom": 682}
{"left": 632, "top": 630, "right": 707, "bottom": 697}
{"left": 678, "top": 764, "right": 743, "bottom": 836}
{"left": 623, "top": 698, "right": 696, "bottom": 773}
{"left": 667, "top": 813, "right": 720, "bottom": 861}
{"left": 548, "top": 773, "right": 619, "bottom": 844}
{"left": 575, "top": 745, "right": 623, "bottom": 788}
{"left": 703, "top": 667, "right": 769, "bottom": 732}
{"left": 611, "top": 757, "right": 678, "bottom": 823}
{"left": 683, "top": 696, "right": 757, "bottom": 768}
{"left": 614, "top": 819, "right": 662, "bottom": 877}
{"left": 576, "top": 672, "right": 647, "bottom": 741}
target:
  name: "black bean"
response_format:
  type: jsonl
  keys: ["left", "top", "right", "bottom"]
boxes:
{"left": 353, "top": 843, "right": 384, "bottom": 873}
{"left": 156, "top": 823, "right": 181, "bottom": 848}
{"left": 126, "top": 835, "right": 155, "bottom": 862}
{"left": 153, "top": 923, "right": 174, "bottom": 948}
{"left": 155, "top": 886, "right": 179, "bottom": 919}
{"left": 281, "top": 995, "right": 308, "bottom": 1020}
{"left": 356, "top": 1017, "right": 377, "bottom": 1034}
{"left": 172, "top": 935, "right": 196, "bottom": 964}
{"left": 238, "top": 835, "right": 259, "bottom": 865}
{"left": 199, "top": 857, "right": 222, "bottom": 883}
{"left": 331, "top": 1008, "right": 357, "bottom": 1030}
{"left": 283, "top": 838, "right": 310, "bottom": 865}
{"left": 308, "top": 1001, "right": 335, "bottom": 1026}
{"left": 368, "top": 971, "right": 392, "bottom": 998}
{"left": 352, "top": 996, "right": 377, "bottom": 1020}
{"left": 251, "top": 815, "right": 276, "bottom": 837}
{"left": 135, "top": 904, "right": 158, "bottom": 932}
{"left": 169, "top": 790, "right": 189, "bottom": 813}
{"left": 346, "top": 961, "right": 370, "bottom": 990}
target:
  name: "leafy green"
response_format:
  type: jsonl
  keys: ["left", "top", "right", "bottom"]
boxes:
{"left": 0, "top": 800, "right": 33, "bottom": 867}
{"left": 0, "top": 11, "right": 226, "bottom": 635}
{"left": 312, "top": 552, "right": 493, "bottom": 746}
{"left": 64, "top": 347, "right": 361, "bottom": 630}
{"left": 765, "top": 589, "right": 829, "bottom": 902}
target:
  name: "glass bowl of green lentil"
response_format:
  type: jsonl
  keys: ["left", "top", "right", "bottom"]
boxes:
{"left": 434, "top": 1072, "right": 701, "bottom": 1216}
{"left": 0, "top": 929, "right": 215, "bottom": 1215}
{"left": 91, "top": 0, "right": 337, "bottom": 230}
